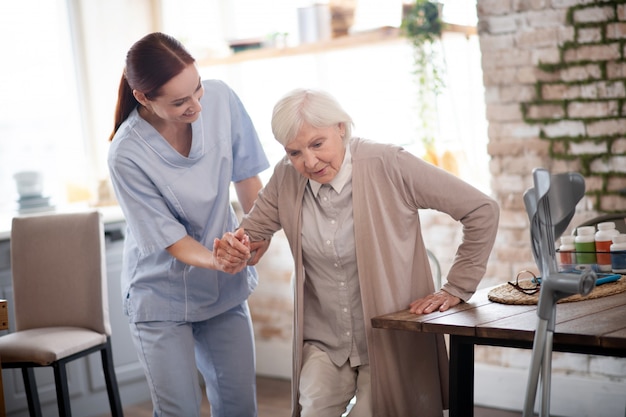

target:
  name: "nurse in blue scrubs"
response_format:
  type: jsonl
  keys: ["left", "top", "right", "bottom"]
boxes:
{"left": 107, "top": 32, "right": 269, "bottom": 417}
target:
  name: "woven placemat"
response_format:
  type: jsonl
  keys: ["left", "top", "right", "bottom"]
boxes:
{"left": 488, "top": 276, "right": 626, "bottom": 305}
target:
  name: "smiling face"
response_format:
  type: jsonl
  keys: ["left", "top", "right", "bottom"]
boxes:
{"left": 134, "top": 64, "right": 204, "bottom": 125}
{"left": 284, "top": 122, "right": 346, "bottom": 183}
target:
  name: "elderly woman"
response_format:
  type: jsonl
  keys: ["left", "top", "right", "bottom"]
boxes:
{"left": 218, "top": 88, "right": 499, "bottom": 417}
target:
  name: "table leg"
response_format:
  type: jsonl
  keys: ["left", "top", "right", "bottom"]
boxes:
{"left": 449, "top": 335, "right": 474, "bottom": 417}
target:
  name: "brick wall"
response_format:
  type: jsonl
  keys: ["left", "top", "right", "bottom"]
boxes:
{"left": 474, "top": 0, "right": 626, "bottom": 411}
{"left": 478, "top": 0, "right": 626, "bottom": 285}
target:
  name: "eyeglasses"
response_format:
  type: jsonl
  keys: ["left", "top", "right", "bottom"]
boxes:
{"left": 508, "top": 270, "right": 541, "bottom": 295}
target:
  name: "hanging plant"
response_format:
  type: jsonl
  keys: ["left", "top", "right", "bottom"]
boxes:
{"left": 401, "top": 0, "right": 446, "bottom": 166}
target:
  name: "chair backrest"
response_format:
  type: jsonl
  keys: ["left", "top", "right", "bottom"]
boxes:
{"left": 10, "top": 211, "right": 111, "bottom": 335}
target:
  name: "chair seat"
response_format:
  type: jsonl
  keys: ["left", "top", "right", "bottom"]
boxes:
{"left": 0, "top": 326, "right": 107, "bottom": 365}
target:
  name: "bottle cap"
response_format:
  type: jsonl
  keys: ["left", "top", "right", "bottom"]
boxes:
{"left": 560, "top": 235, "right": 575, "bottom": 245}
{"left": 597, "top": 222, "right": 616, "bottom": 231}
{"left": 577, "top": 226, "right": 596, "bottom": 236}
{"left": 613, "top": 234, "right": 626, "bottom": 244}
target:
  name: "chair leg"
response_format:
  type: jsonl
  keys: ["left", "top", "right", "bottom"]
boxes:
{"left": 53, "top": 362, "right": 72, "bottom": 417}
{"left": 21, "top": 368, "right": 42, "bottom": 417}
{"left": 101, "top": 339, "right": 123, "bottom": 417}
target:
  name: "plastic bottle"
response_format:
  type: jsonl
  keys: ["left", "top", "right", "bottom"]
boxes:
{"left": 575, "top": 226, "right": 597, "bottom": 267}
{"left": 595, "top": 222, "right": 619, "bottom": 272}
{"left": 610, "top": 234, "right": 626, "bottom": 273}
{"left": 557, "top": 235, "right": 576, "bottom": 271}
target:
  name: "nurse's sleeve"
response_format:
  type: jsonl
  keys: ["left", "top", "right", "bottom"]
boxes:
{"left": 227, "top": 87, "right": 269, "bottom": 182}
{"left": 108, "top": 153, "right": 187, "bottom": 256}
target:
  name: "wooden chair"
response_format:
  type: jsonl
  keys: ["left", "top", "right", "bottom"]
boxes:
{"left": 0, "top": 211, "right": 123, "bottom": 417}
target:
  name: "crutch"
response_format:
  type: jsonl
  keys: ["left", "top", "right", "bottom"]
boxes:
{"left": 521, "top": 168, "right": 597, "bottom": 417}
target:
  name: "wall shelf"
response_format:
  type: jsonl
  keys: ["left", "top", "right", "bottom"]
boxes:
{"left": 197, "top": 24, "right": 476, "bottom": 67}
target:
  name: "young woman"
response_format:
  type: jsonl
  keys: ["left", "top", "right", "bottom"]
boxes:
{"left": 107, "top": 32, "right": 269, "bottom": 417}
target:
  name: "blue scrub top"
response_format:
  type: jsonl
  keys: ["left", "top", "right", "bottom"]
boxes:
{"left": 108, "top": 80, "right": 269, "bottom": 323}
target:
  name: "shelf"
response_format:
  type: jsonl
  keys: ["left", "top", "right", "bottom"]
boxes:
{"left": 197, "top": 24, "right": 476, "bottom": 67}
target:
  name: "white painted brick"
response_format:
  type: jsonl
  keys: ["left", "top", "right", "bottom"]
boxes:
{"left": 559, "top": 64, "right": 602, "bottom": 82}
{"left": 577, "top": 27, "right": 603, "bottom": 43}
{"left": 619, "top": 4, "right": 626, "bottom": 20}
{"left": 607, "top": 61, "right": 626, "bottom": 79}
{"left": 598, "top": 194, "right": 626, "bottom": 211}
{"left": 558, "top": 26, "right": 576, "bottom": 44}
{"left": 610, "top": 138, "right": 626, "bottom": 154}
{"left": 568, "top": 101, "right": 619, "bottom": 118}
{"left": 527, "top": 103, "right": 565, "bottom": 119}
{"left": 550, "top": 159, "right": 583, "bottom": 175}
{"left": 484, "top": 48, "right": 533, "bottom": 67}
{"left": 489, "top": 121, "right": 542, "bottom": 139}
{"left": 526, "top": 9, "right": 568, "bottom": 27}
{"left": 590, "top": 155, "right": 626, "bottom": 173}
{"left": 486, "top": 14, "right": 520, "bottom": 34}
{"left": 482, "top": 67, "right": 518, "bottom": 84}
{"left": 542, "top": 83, "right": 581, "bottom": 100}
{"left": 564, "top": 43, "right": 621, "bottom": 63}
{"left": 531, "top": 47, "right": 561, "bottom": 65}
{"left": 569, "top": 140, "right": 608, "bottom": 155}
{"left": 535, "top": 67, "right": 563, "bottom": 82}
{"left": 502, "top": 154, "right": 547, "bottom": 174}
{"left": 491, "top": 173, "right": 529, "bottom": 193}
{"left": 516, "top": 27, "right": 559, "bottom": 48}
{"left": 486, "top": 103, "right": 523, "bottom": 121}
{"left": 477, "top": 0, "right": 514, "bottom": 16}
{"left": 580, "top": 81, "right": 626, "bottom": 99}
{"left": 515, "top": 66, "right": 539, "bottom": 83}
{"left": 606, "top": 22, "right": 626, "bottom": 40}
{"left": 572, "top": 6, "right": 615, "bottom": 24}
{"left": 580, "top": 175, "right": 603, "bottom": 193}
{"left": 512, "top": 0, "right": 549, "bottom": 12}
{"left": 542, "top": 120, "right": 586, "bottom": 138}
{"left": 500, "top": 85, "right": 537, "bottom": 102}
{"left": 587, "top": 119, "right": 626, "bottom": 137}
{"left": 606, "top": 176, "right": 626, "bottom": 192}
{"left": 489, "top": 140, "right": 529, "bottom": 157}
{"left": 478, "top": 33, "right": 516, "bottom": 51}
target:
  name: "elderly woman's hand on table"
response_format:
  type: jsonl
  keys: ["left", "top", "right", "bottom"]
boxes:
{"left": 409, "top": 290, "right": 461, "bottom": 314}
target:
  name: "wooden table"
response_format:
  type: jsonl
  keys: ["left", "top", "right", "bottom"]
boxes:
{"left": 371, "top": 286, "right": 626, "bottom": 417}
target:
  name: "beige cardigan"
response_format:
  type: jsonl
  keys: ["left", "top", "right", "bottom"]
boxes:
{"left": 242, "top": 138, "right": 500, "bottom": 417}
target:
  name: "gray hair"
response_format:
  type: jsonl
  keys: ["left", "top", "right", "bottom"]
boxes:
{"left": 271, "top": 88, "right": 354, "bottom": 147}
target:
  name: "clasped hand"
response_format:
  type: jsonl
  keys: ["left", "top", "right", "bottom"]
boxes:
{"left": 213, "top": 228, "right": 269, "bottom": 274}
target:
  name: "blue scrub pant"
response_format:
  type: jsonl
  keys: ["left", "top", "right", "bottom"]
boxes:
{"left": 129, "top": 302, "right": 257, "bottom": 417}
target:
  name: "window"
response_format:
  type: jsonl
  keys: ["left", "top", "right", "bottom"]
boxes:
{"left": 0, "top": 0, "right": 84, "bottom": 211}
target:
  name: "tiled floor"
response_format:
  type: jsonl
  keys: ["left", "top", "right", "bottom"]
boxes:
{"left": 106, "top": 376, "right": 522, "bottom": 417}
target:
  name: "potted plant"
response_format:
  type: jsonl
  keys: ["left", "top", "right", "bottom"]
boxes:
{"left": 401, "top": 0, "right": 451, "bottom": 170}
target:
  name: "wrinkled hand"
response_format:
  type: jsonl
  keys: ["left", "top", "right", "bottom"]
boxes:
{"left": 213, "top": 228, "right": 251, "bottom": 274}
{"left": 247, "top": 239, "right": 271, "bottom": 266}
{"left": 409, "top": 290, "right": 461, "bottom": 314}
